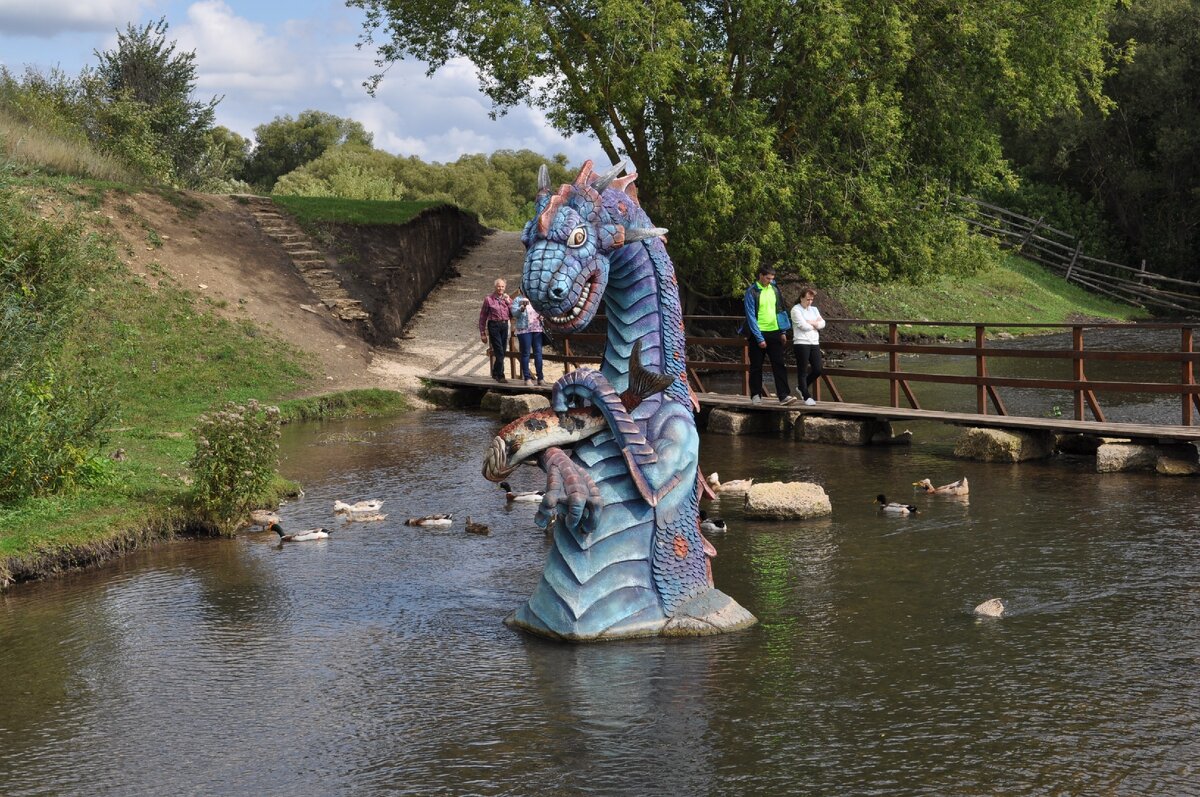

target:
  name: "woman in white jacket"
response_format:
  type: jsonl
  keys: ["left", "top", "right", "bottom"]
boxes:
{"left": 789, "top": 286, "right": 826, "bottom": 405}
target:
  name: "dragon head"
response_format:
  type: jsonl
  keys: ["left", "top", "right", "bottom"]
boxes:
{"left": 520, "top": 159, "right": 665, "bottom": 333}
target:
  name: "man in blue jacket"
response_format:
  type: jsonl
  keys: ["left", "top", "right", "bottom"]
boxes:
{"left": 742, "top": 265, "right": 796, "bottom": 405}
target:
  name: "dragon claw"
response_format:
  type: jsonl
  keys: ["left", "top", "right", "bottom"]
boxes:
{"left": 537, "top": 446, "right": 602, "bottom": 534}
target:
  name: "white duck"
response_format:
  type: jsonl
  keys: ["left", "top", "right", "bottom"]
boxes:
{"left": 499, "top": 481, "right": 544, "bottom": 503}
{"left": 875, "top": 495, "right": 918, "bottom": 515}
{"left": 275, "top": 527, "right": 332, "bottom": 542}
{"left": 404, "top": 514, "right": 453, "bottom": 527}
{"left": 334, "top": 499, "right": 384, "bottom": 515}
{"left": 706, "top": 472, "right": 753, "bottom": 495}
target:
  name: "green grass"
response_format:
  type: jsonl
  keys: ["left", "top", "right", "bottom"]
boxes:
{"left": 0, "top": 186, "right": 411, "bottom": 584}
{"left": 269, "top": 194, "right": 445, "bottom": 226}
{"left": 831, "top": 253, "right": 1147, "bottom": 340}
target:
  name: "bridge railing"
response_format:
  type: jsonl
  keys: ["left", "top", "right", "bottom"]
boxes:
{"left": 525, "top": 317, "right": 1200, "bottom": 427}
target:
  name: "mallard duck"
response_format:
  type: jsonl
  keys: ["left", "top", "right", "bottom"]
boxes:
{"left": 706, "top": 472, "right": 753, "bottom": 495}
{"left": 404, "top": 514, "right": 453, "bottom": 527}
{"left": 875, "top": 495, "right": 917, "bottom": 514}
{"left": 499, "top": 481, "right": 544, "bottom": 503}
{"left": 973, "top": 598, "right": 1006, "bottom": 618}
{"left": 912, "top": 477, "right": 969, "bottom": 496}
{"left": 275, "top": 527, "right": 332, "bottom": 542}
{"left": 249, "top": 509, "right": 282, "bottom": 532}
{"left": 698, "top": 510, "right": 727, "bottom": 534}
{"left": 465, "top": 516, "right": 490, "bottom": 535}
{"left": 334, "top": 499, "right": 384, "bottom": 515}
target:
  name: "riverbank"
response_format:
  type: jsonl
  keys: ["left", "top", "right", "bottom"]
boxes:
{"left": 0, "top": 180, "right": 1147, "bottom": 591}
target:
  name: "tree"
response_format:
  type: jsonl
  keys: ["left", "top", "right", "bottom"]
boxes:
{"left": 242, "top": 110, "right": 373, "bottom": 190}
{"left": 351, "top": 0, "right": 1119, "bottom": 293}
{"left": 85, "top": 17, "right": 220, "bottom": 185}
{"left": 1001, "top": 0, "right": 1200, "bottom": 282}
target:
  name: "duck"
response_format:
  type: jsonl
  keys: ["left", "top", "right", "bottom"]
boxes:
{"left": 465, "top": 517, "right": 490, "bottom": 535}
{"left": 698, "top": 510, "right": 727, "bottom": 534}
{"left": 973, "top": 598, "right": 1006, "bottom": 618}
{"left": 404, "top": 514, "right": 453, "bottom": 527}
{"left": 499, "top": 481, "right": 544, "bottom": 503}
{"left": 341, "top": 512, "right": 387, "bottom": 523}
{"left": 248, "top": 509, "right": 282, "bottom": 532}
{"left": 334, "top": 499, "right": 384, "bottom": 515}
{"left": 912, "top": 476, "right": 969, "bottom": 496}
{"left": 875, "top": 495, "right": 918, "bottom": 514}
{"left": 706, "top": 472, "right": 753, "bottom": 495}
{"left": 275, "top": 527, "right": 332, "bottom": 542}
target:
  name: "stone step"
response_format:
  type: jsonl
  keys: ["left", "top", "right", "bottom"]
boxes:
{"left": 288, "top": 249, "right": 323, "bottom": 258}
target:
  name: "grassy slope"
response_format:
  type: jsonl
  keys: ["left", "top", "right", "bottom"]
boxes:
{"left": 270, "top": 194, "right": 445, "bottom": 226}
{"left": 831, "top": 253, "right": 1146, "bottom": 339}
{"left": 0, "top": 183, "right": 409, "bottom": 580}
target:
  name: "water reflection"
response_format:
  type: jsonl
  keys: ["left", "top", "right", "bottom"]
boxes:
{"left": 0, "top": 410, "right": 1197, "bottom": 795}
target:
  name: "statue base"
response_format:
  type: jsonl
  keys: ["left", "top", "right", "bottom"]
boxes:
{"left": 504, "top": 588, "right": 757, "bottom": 642}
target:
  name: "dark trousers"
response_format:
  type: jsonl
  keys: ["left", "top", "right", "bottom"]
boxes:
{"left": 748, "top": 330, "right": 791, "bottom": 399}
{"left": 517, "top": 331, "right": 544, "bottom": 380}
{"left": 487, "top": 320, "right": 509, "bottom": 380}
{"left": 793, "top": 343, "right": 823, "bottom": 399}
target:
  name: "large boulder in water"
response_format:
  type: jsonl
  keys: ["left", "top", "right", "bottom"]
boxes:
{"left": 954, "top": 428, "right": 1054, "bottom": 462}
{"left": 744, "top": 481, "right": 832, "bottom": 520}
{"left": 707, "top": 408, "right": 773, "bottom": 436}
{"left": 499, "top": 393, "right": 550, "bottom": 420}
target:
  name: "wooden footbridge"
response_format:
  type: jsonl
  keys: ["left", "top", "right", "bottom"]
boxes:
{"left": 427, "top": 317, "right": 1200, "bottom": 444}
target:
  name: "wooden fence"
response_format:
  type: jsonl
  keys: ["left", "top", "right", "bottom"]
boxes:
{"left": 951, "top": 196, "right": 1200, "bottom": 315}
{"left": 512, "top": 317, "right": 1200, "bottom": 427}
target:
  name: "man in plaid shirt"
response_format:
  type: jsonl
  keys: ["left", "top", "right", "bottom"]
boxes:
{"left": 478, "top": 278, "right": 512, "bottom": 381}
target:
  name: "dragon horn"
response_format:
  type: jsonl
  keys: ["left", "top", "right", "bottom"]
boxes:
{"left": 573, "top": 159, "right": 595, "bottom": 189}
{"left": 536, "top": 163, "right": 550, "bottom": 195}
{"left": 621, "top": 226, "right": 668, "bottom": 243}
{"left": 611, "top": 172, "right": 638, "bottom": 193}
{"left": 590, "top": 159, "right": 627, "bottom": 192}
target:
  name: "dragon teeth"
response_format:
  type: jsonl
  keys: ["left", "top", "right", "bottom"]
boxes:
{"left": 550, "top": 283, "right": 591, "bottom": 325}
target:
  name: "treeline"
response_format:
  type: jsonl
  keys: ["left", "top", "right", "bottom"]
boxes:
{"left": 0, "top": 19, "right": 573, "bottom": 230}
{"left": 992, "top": 0, "right": 1200, "bottom": 284}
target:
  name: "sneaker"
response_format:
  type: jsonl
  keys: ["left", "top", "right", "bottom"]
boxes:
{"left": 524, "top": 378, "right": 533, "bottom": 386}
{"left": 536, "top": 379, "right": 544, "bottom": 386}
{"left": 804, "top": 397, "right": 816, "bottom": 406}
{"left": 780, "top": 395, "right": 798, "bottom": 406}
{"left": 751, "top": 395, "right": 762, "bottom": 405}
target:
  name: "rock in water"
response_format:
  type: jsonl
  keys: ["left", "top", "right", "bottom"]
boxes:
{"left": 973, "top": 598, "right": 1006, "bottom": 618}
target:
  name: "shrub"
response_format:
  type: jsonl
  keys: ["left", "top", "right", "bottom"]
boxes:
{"left": 0, "top": 183, "right": 114, "bottom": 503}
{"left": 187, "top": 399, "right": 281, "bottom": 534}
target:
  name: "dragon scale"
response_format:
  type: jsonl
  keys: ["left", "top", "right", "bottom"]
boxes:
{"left": 500, "top": 159, "right": 757, "bottom": 641}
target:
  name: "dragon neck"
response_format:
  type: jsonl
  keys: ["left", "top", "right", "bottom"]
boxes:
{"left": 600, "top": 240, "right": 689, "bottom": 405}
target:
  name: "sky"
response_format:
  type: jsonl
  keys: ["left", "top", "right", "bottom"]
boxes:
{"left": 0, "top": 0, "right": 597, "bottom": 164}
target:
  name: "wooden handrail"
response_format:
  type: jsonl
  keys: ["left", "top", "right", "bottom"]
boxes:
{"left": 539, "top": 319, "right": 1200, "bottom": 425}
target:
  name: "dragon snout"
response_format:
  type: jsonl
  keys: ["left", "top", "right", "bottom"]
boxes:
{"left": 482, "top": 436, "right": 516, "bottom": 482}
{"left": 548, "top": 282, "right": 567, "bottom": 301}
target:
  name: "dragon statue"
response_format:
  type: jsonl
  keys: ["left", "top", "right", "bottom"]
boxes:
{"left": 482, "top": 159, "right": 757, "bottom": 641}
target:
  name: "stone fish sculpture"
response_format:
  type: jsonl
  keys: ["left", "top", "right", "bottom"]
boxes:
{"left": 483, "top": 159, "right": 756, "bottom": 640}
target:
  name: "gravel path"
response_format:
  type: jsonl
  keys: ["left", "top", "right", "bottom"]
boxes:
{"left": 368, "top": 230, "right": 527, "bottom": 397}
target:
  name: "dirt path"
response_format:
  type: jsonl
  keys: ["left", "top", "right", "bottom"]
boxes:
{"left": 105, "top": 191, "right": 524, "bottom": 402}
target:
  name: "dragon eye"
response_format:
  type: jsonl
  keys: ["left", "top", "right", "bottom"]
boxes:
{"left": 567, "top": 226, "right": 587, "bottom": 248}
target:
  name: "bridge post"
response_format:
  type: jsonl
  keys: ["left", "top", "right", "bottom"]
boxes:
{"left": 975, "top": 326, "right": 987, "bottom": 415}
{"left": 1073, "top": 327, "right": 1085, "bottom": 421}
{"left": 1184, "top": 327, "right": 1195, "bottom": 426}
{"left": 889, "top": 324, "right": 899, "bottom": 407}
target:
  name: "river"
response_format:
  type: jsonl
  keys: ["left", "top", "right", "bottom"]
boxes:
{"left": 1, "top": 404, "right": 1197, "bottom": 795}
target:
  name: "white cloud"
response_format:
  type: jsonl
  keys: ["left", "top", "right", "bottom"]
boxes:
{"left": 0, "top": 0, "right": 154, "bottom": 36}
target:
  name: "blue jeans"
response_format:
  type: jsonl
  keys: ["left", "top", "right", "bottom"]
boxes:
{"left": 517, "top": 331, "right": 544, "bottom": 381}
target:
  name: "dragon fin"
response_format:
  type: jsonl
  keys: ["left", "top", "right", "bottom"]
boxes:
{"left": 620, "top": 340, "right": 676, "bottom": 410}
